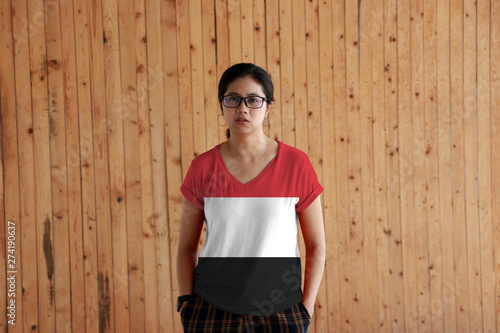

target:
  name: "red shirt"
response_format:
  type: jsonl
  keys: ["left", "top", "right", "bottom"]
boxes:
{"left": 181, "top": 141, "right": 323, "bottom": 315}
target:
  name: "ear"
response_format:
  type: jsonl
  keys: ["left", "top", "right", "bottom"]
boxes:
{"left": 266, "top": 101, "right": 273, "bottom": 112}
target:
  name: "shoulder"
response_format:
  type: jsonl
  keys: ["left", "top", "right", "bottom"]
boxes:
{"left": 187, "top": 144, "right": 220, "bottom": 170}
{"left": 278, "top": 141, "right": 310, "bottom": 162}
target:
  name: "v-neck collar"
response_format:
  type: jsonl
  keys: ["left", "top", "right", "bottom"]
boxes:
{"left": 216, "top": 141, "right": 281, "bottom": 188}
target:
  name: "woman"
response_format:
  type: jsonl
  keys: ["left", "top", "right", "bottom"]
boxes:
{"left": 177, "top": 63, "right": 325, "bottom": 332}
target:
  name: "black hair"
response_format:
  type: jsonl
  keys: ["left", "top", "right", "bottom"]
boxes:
{"left": 218, "top": 63, "right": 274, "bottom": 138}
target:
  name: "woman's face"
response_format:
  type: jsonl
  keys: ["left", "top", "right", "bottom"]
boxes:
{"left": 221, "top": 76, "right": 271, "bottom": 136}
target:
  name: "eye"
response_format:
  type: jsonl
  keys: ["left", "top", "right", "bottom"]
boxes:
{"left": 226, "top": 96, "right": 240, "bottom": 102}
{"left": 247, "top": 97, "right": 260, "bottom": 104}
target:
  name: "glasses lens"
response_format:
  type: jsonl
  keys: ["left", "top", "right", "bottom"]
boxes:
{"left": 223, "top": 96, "right": 241, "bottom": 107}
{"left": 246, "top": 97, "right": 264, "bottom": 108}
{"left": 222, "top": 96, "right": 265, "bottom": 108}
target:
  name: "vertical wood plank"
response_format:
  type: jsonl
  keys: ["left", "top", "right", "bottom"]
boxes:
{"left": 27, "top": 0, "right": 56, "bottom": 330}
{"left": 291, "top": 0, "right": 308, "bottom": 296}
{"left": 371, "top": 0, "right": 392, "bottom": 330}
{"left": 252, "top": 0, "right": 266, "bottom": 68}
{"left": 215, "top": 0, "right": 230, "bottom": 75}
{"left": 292, "top": 0, "right": 307, "bottom": 152}
{"left": 318, "top": 0, "right": 338, "bottom": 330}
{"left": 492, "top": 0, "right": 500, "bottom": 331}
{"left": 145, "top": 0, "right": 172, "bottom": 330}
{"left": 463, "top": 0, "right": 483, "bottom": 329}
{"left": 74, "top": 0, "right": 100, "bottom": 329}
{"left": 163, "top": 0, "right": 181, "bottom": 331}
{"left": 477, "top": 0, "right": 496, "bottom": 331}
{"left": 59, "top": 0, "right": 87, "bottom": 330}
{"left": 87, "top": 0, "right": 116, "bottom": 331}
{"left": 410, "top": 0, "right": 433, "bottom": 330}
{"left": 102, "top": 0, "right": 131, "bottom": 330}
{"left": 436, "top": 0, "right": 457, "bottom": 330}
{"left": 332, "top": 0, "right": 353, "bottom": 330}
{"left": 450, "top": 0, "right": 471, "bottom": 331}
{"left": 201, "top": 0, "right": 219, "bottom": 149}
{"left": 345, "top": 0, "right": 367, "bottom": 330}
{"left": 134, "top": 0, "right": 160, "bottom": 331}
{"left": 45, "top": 0, "right": 73, "bottom": 331}
{"left": 423, "top": 0, "right": 445, "bottom": 331}
{"left": 265, "top": 0, "right": 281, "bottom": 141}
{"left": 240, "top": 0, "right": 254, "bottom": 63}
{"left": 189, "top": 0, "right": 207, "bottom": 156}
{"left": 11, "top": 0, "right": 38, "bottom": 330}
{"left": 397, "top": 0, "right": 419, "bottom": 330}
{"left": 0, "top": 0, "right": 22, "bottom": 331}
{"left": 191, "top": 4, "right": 205, "bottom": 254}
{"left": 227, "top": 0, "right": 241, "bottom": 63}
{"left": 359, "top": 0, "right": 379, "bottom": 330}
{"left": 215, "top": 0, "right": 230, "bottom": 141}
{"left": 118, "top": 0, "right": 146, "bottom": 331}
{"left": 384, "top": 0, "right": 406, "bottom": 330}
{"left": 304, "top": 2, "right": 324, "bottom": 331}
{"left": 176, "top": 0, "right": 195, "bottom": 177}
{"left": 315, "top": 0, "right": 334, "bottom": 329}
{"left": 305, "top": 0, "right": 321, "bottom": 157}
{"left": 214, "top": 0, "right": 229, "bottom": 75}
{"left": 279, "top": 0, "right": 295, "bottom": 146}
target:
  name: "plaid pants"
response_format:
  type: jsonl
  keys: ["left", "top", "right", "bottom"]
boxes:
{"left": 180, "top": 294, "right": 311, "bottom": 333}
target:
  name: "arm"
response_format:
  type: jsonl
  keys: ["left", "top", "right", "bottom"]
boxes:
{"left": 177, "top": 196, "right": 205, "bottom": 296}
{"left": 298, "top": 195, "right": 326, "bottom": 317}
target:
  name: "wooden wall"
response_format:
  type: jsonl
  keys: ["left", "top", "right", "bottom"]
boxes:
{"left": 1, "top": 0, "right": 499, "bottom": 332}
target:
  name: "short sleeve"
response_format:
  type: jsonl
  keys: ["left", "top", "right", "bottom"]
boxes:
{"left": 180, "top": 161, "right": 205, "bottom": 210}
{"left": 295, "top": 155, "right": 323, "bottom": 213}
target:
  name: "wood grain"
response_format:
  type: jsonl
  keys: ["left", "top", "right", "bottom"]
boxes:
{"left": 27, "top": 0, "right": 55, "bottom": 330}
{"left": 0, "top": 1, "right": 498, "bottom": 332}
{"left": 45, "top": 0, "right": 72, "bottom": 331}
{"left": 1, "top": 0, "right": 21, "bottom": 331}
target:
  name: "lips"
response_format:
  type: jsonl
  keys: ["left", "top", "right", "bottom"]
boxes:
{"left": 236, "top": 118, "right": 249, "bottom": 122}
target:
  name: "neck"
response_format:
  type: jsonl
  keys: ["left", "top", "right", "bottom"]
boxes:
{"left": 226, "top": 130, "right": 270, "bottom": 159}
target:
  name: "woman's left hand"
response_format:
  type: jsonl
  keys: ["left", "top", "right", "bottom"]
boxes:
{"left": 302, "top": 300, "right": 314, "bottom": 318}
{"left": 298, "top": 196, "right": 325, "bottom": 320}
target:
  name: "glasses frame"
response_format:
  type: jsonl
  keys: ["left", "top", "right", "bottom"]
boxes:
{"left": 220, "top": 95, "right": 268, "bottom": 109}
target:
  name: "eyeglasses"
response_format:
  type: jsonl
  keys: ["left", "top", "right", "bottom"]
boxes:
{"left": 220, "top": 95, "right": 267, "bottom": 109}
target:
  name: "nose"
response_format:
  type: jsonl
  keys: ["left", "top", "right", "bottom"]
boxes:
{"left": 236, "top": 101, "right": 249, "bottom": 113}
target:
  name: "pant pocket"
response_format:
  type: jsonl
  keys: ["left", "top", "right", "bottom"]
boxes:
{"left": 180, "top": 295, "right": 196, "bottom": 319}
{"left": 298, "top": 302, "right": 311, "bottom": 320}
